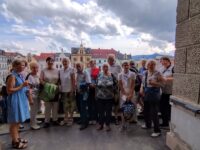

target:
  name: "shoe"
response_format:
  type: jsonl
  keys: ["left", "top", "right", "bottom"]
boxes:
{"left": 79, "top": 124, "right": 88, "bottom": 130}
{"left": 96, "top": 125, "right": 103, "bottom": 131}
{"left": 37, "top": 120, "right": 43, "bottom": 124}
{"left": 141, "top": 124, "right": 151, "bottom": 129}
{"left": 43, "top": 122, "right": 50, "bottom": 128}
{"left": 37, "top": 110, "right": 42, "bottom": 114}
{"left": 160, "top": 123, "right": 169, "bottom": 127}
{"left": 105, "top": 125, "right": 111, "bottom": 132}
{"left": 31, "top": 124, "right": 40, "bottom": 130}
{"left": 60, "top": 120, "right": 68, "bottom": 126}
{"left": 151, "top": 132, "right": 161, "bottom": 137}
{"left": 120, "top": 125, "right": 127, "bottom": 132}
{"left": 115, "top": 119, "right": 119, "bottom": 125}
{"left": 19, "top": 124, "right": 24, "bottom": 129}
{"left": 52, "top": 121, "right": 60, "bottom": 126}
{"left": 129, "top": 120, "right": 137, "bottom": 124}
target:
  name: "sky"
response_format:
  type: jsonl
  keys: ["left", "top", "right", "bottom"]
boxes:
{"left": 0, "top": 0, "right": 177, "bottom": 56}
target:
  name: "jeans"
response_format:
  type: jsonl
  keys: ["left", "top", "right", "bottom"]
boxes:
{"left": 88, "top": 87, "right": 98, "bottom": 121}
{"left": 97, "top": 99, "right": 113, "bottom": 126}
{"left": 78, "top": 92, "right": 89, "bottom": 125}
{"left": 160, "top": 93, "right": 171, "bottom": 125}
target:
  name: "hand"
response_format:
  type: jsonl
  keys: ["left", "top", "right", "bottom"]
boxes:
{"left": 149, "top": 80, "right": 156, "bottom": 86}
{"left": 29, "top": 100, "right": 34, "bottom": 105}
{"left": 127, "top": 95, "right": 133, "bottom": 101}
{"left": 23, "top": 80, "right": 29, "bottom": 87}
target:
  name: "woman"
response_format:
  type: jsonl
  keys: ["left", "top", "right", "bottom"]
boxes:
{"left": 160, "top": 57, "right": 174, "bottom": 127}
{"left": 59, "top": 57, "right": 75, "bottom": 126}
{"left": 118, "top": 61, "right": 136, "bottom": 131}
{"left": 40, "top": 57, "right": 59, "bottom": 128}
{"left": 96, "top": 63, "right": 117, "bottom": 131}
{"left": 27, "top": 62, "right": 41, "bottom": 130}
{"left": 87, "top": 60, "right": 99, "bottom": 124}
{"left": 76, "top": 62, "right": 91, "bottom": 130}
{"left": 140, "top": 60, "right": 163, "bottom": 137}
{"left": 6, "top": 59, "right": 30, "bottom": 149}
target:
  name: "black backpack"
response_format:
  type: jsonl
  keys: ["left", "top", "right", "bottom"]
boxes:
{"left": 0, "top": 74, "right": 12, "bottom": 97}
{"left": 134, "top": 74, "right": 142, "bottom": 92}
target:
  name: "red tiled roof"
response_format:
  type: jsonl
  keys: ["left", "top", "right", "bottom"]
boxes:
{"left": 34, "top": 53, "right": 55, "bottom": 61}
{"left": 91, "top": 49, "right": 117, "bottom": 59}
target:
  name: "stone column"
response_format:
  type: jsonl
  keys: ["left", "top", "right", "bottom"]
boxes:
{"left": 166, "top": 0, "right": 200, "bottom": 150}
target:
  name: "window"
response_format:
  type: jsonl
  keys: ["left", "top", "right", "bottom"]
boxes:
{"left": 87, "top": 58, "right": 90, "bottom": 62}
{"left": 56, "top": 65, "right": 58, "bottom": 68}
{"left": 60, "top": 65, "right": 62, "bottom": 68}
{"left": 99, "top": 60, "right": 101, "bottom": 63}
{"left": 74, "top": 58, "right": 77, "bottom": 62}
{"left": 80, "top": 56, "right": 83, "bottom": 62}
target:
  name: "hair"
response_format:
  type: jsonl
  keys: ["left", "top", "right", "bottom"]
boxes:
{"left": 12, "top": 59, "right": 27, "bottom": 69}
{"left": 147, "top": 59, "right": 156, "bottom": 68}
{"left": 29, "top": 61, "right": 39, "bottom": 69}
{"left": 46, "top": 57, "right": 54, "bottom": 62}
{"left": 89, "top": 59, "right": 96, "bottom": 64}
{"left": 161, "top": 56, "right": 171, "bottom": 64}
{"left": 129, "top": 60, "right": 135, "bottom": 65}
{"left": 141, "top": 59, "right": 147, "bottom": 64}
{"left": 107, "top": 54, "right": 115, "bottom": 61}
{"left": 122, "top": 60, "right": 129, "bottom": 66}
{"left": 62, "top": 57, "right": 70, "bottom": 63}
{"left": 76, "top": 62, "right": 83, "bottom": 68}
{"left": 102, "top": 63, "right": 109, "bottom": 68}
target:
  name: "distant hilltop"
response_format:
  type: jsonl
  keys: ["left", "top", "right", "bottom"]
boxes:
{"left": 131, "top": 53, "right": 174, "bottom": 61}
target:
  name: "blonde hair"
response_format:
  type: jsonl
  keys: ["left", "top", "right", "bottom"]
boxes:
{"left": 29, "top": 61, "right": 39, "bottom": 69}
{"left": 12, "top": 59, "right": 27, "bottom": 69}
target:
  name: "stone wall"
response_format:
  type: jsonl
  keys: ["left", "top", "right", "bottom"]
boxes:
{"left": 167, "top": 0, "right": 200, "bottom": 149}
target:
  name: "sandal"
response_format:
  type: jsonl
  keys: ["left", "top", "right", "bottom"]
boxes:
{"left": 12, "top": 141, "right": 28, "bottom": 149}
{"left": 18, "top": 138, "right": 28, "bottom": 144}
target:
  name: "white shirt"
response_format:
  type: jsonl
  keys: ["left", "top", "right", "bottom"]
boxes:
{"left": 119, "top": 71, "right": 136, "bottom": 93}
{"left": 40, "top": 68, "right": 59, "bottom": 84}
{"left": 109, "top": 63, "right": 122, "bottom": 80}
{"left": 59, "top": 67, "right": 75, "bottom": 93}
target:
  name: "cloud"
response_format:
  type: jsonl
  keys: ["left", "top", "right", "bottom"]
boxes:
{"left": 97, "top": 0, "right": 177, "bottom": 42}
{"left": 0, "top": 0, "right": 176, "bottom": 55}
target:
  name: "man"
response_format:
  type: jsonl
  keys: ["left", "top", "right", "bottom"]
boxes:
{"left": 107, "top": 54, "right": 122, "bottom": 125}
{"left": 139, "top": 60, "right": 147, "bottom": 76}
{"left": 160, "top": 57, "right": 174, "bottom": 127}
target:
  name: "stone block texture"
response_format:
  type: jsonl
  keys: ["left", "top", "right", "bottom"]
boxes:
{"left": 172, "top": 73, "right": 200, "bottom": 104}
{"left": 177, "top": 0, "right": 189, "bottom": 23}
{"left": 186, "top": 44, "right": 200, "bottom": 74}
{"left": 174, "top": 48, "right": 186, "bottom": 73}
{"left": 190, "top": 0, "right": 200, "bottom": 17}
{"left": 176, "top": 15, "right": 200, "bottom": 48}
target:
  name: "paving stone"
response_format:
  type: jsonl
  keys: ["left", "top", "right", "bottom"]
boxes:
{"left": 173, "top": 73, "right": 200, "bottom": 104}
{"left": 174, "top": 48, "right": 186, "bottom": 73}
{"left": 186, "top": 44, "right": 200, "bottom": 74}
{"left": 190, "top": 0, "right": 200, "bottom": 17}
{"left": 177, "top": 0, "right": 189, "bottom": 23}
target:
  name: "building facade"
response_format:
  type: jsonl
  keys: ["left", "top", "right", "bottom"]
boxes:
{"left": 0, "top": 50, "right": 8, "bottom": 85}
{"left": 71, "top": 44, "right": 91, "bottom": 68}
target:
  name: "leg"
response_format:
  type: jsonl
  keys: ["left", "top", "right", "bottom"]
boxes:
{"left": 105, "top": 99, "right": 113, "bottom": 126}
{"left": 44, "top": 102, "right": 51, "bottom": 123}
{"left": 10, "top": 123, "right": 20, "bottom": 142}
{"left": 97, "top": 99, "right": 104, "bottom": 126}
{"left": 150, "top": 102, "right": 161, "bottom": 133}
{"left": 143, "top": 100, "right": 151, "bottom": 128}
{"left": 30, "top": 97, "right": 38, "bottom": 127}
{"left": 52, "top": 102, "right": 58, "bottom": 122}
{"left": 160, "top": 94, "right": 171, "bottom": 126}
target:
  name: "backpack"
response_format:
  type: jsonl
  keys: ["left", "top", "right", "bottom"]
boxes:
{"left": 134, "top": 74, "right": 142, "bottom": 92}
{"left": 0, "top": 74, "right": 12, "bottom": 97}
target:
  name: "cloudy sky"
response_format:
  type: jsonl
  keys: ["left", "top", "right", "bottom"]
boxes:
{"left": 0, "top": 0, "right": 177, "bottom": 55}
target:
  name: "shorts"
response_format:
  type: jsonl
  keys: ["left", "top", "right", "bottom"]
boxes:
{"left": 61, "top": 92, "right": 75, "bottom": 113}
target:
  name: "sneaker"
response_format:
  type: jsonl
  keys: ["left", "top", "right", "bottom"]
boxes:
{"left": 151, "top": 132, "right": 161, "bottom": 137}
{"left": 19, "top": 124, "right": 24, "bottom": 129}
{"left": 120, "top": 125, "right": 127, "bottom": 132}
{"left": 37, "top": 120, "right": 43, "bottom": 124}
{"left": 31, "top": 124, "right": 40, "bottom": 130}
{"left": 60, "top": 120, "right": 68, "bottom": 126}
{"left": 96, "top": 125, "right": 103, "bottom": 131}
{"left": 105, "top": 125, "right": 111, "bottom": 132}
{"left": 115, "top": 119, "right": 119, "bottom": 125}
{"left": 43, "top": 122, "right": 50, "bottom": 128}
{"left": 141, "top": 124, "right": 151, "bottom": 129}
{"left": 52, "top": 121, "right": 60, "bottom": 126}
{"left": 79, "top": 124, "right": 88, "bottom": 130}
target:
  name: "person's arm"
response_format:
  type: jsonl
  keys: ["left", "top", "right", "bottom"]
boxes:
{"left": 6, "top": 75, "right": 29, "bottom": 94}
{"left": 149, "top": 73, "right": 163, "bottom": 87}
{"left": 118, "top": 74, "right": 126, "bottom": 95}
{"left": 71, "top": 71, "right": 76, "bottom": 93}
{"left": 127, "top": 74, "right": 135, "bottom": 101}
{"left": 39, "top": 70, "right": 45, "bottom": 85}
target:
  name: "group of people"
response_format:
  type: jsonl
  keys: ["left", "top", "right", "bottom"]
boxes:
{"left": 4, "top": 54, "right": 174, "bottom": 149}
